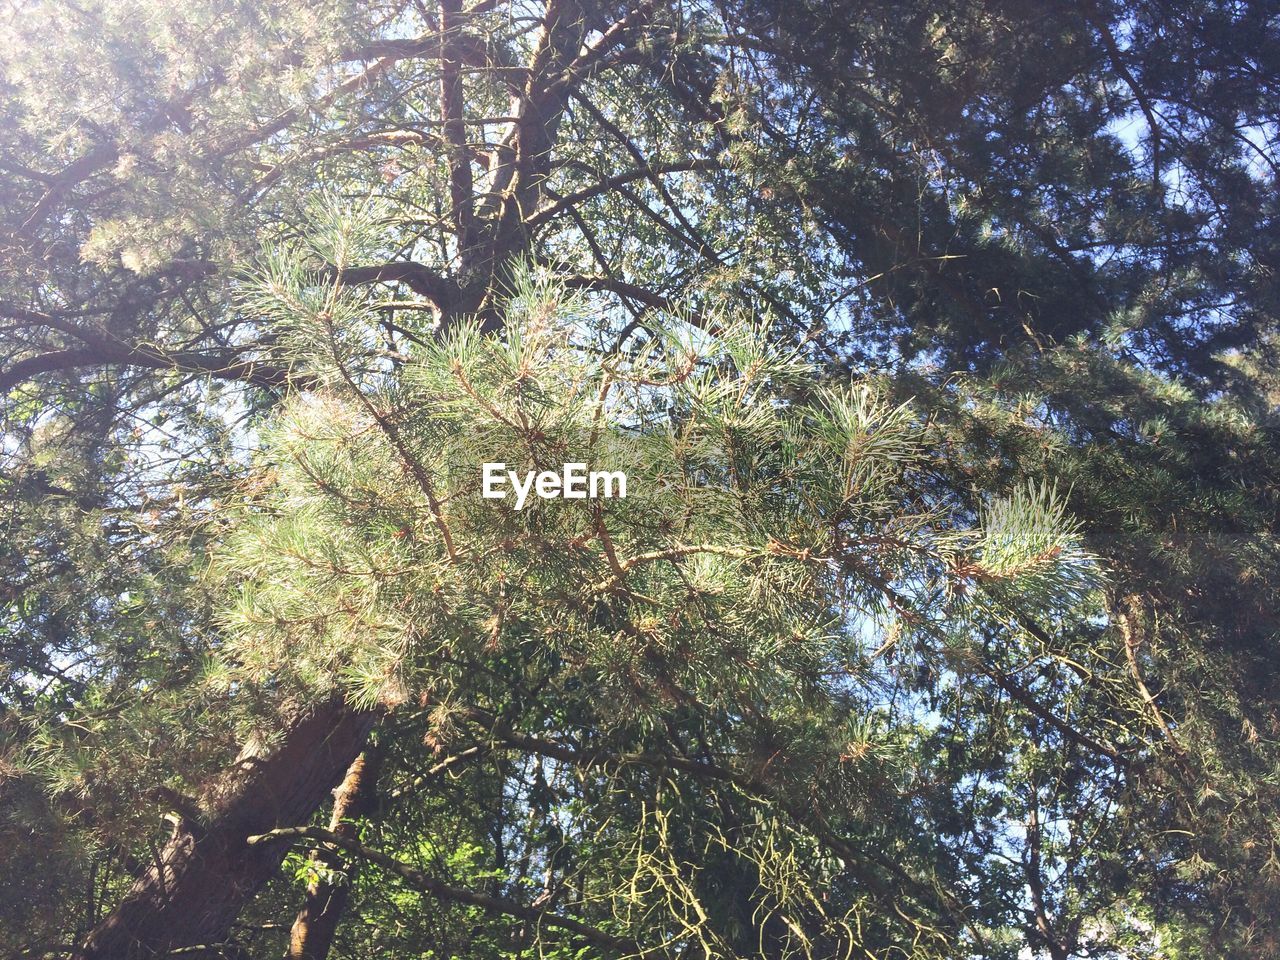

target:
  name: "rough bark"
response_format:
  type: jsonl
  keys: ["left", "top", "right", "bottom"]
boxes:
{"left": 285, "top": 745, "right": 382, "bottom": 960}
{"left": 83, "top": 699, "right": 376, "bottom": 960}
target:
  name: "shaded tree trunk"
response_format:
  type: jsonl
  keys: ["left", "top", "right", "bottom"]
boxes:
{"left": 83, "top": 699, "right": 376, "bottom": 960}
{"left": 285, "top": 745, "right": 382, "bottom": 960}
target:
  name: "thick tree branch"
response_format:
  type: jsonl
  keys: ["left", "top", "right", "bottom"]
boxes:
{"left": 0, "top": 343, "right": 297, "bottom": 394}
{"left": 1082, "top": 0, "right": 1163, "bottom": 185}
{"left": 332, "top": 261, "right": 456, "bottom": 307}
{"left": 84, "top": 700, "right": 378, "bottom": 960}
{"left": 440, "top": 0, "right": 478, "bottom": 252}
{"left": 286, "top": 745, "right": 383, "bottom": 960}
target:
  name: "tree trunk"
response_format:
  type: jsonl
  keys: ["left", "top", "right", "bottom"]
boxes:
{"left": 285, "top": 745, "right": 382, "bottom": 960}
{"left": 83, "top": 698, "right": 376, "bottom": 960}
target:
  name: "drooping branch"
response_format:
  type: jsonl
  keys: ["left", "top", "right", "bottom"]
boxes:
{"left": 459, "top": 706, "right": 973, "bottom": 935}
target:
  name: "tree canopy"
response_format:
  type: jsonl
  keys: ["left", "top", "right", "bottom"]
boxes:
{"left": 1, "top": 1, "right": 1278, "bottom": 958}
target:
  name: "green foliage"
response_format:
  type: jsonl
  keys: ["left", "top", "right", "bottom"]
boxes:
{"left": 208, "top": 250, "right": 1104, "bottom": 956}
{"left": 1, "top": 0, "right": 1277, "bottom": 957}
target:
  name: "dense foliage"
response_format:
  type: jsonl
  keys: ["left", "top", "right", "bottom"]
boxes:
{"left": 1, "top": 1, "right": 1277, "bottom": 958}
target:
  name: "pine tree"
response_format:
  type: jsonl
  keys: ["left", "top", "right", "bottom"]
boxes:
{"left": 215, "top": 241, "right": 1101, "bottom": 957}
{"left": 0, "top": 1, "right": 1276, "bottom": 957}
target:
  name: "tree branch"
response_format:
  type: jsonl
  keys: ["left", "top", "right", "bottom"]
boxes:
{"left": 248, "top": 826, "right": 645, "bottom": 956}
{"left": 439, "top": 0, "right": 478, "bottom": 252}
{"left": 0, "top": 343, "right": 298, "bottom": 394}
{"left": 526, "top": 158, "right": 721, "bottom": 229}
{"left": 333, "top": 261, "right": 456, "bottom": 307}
